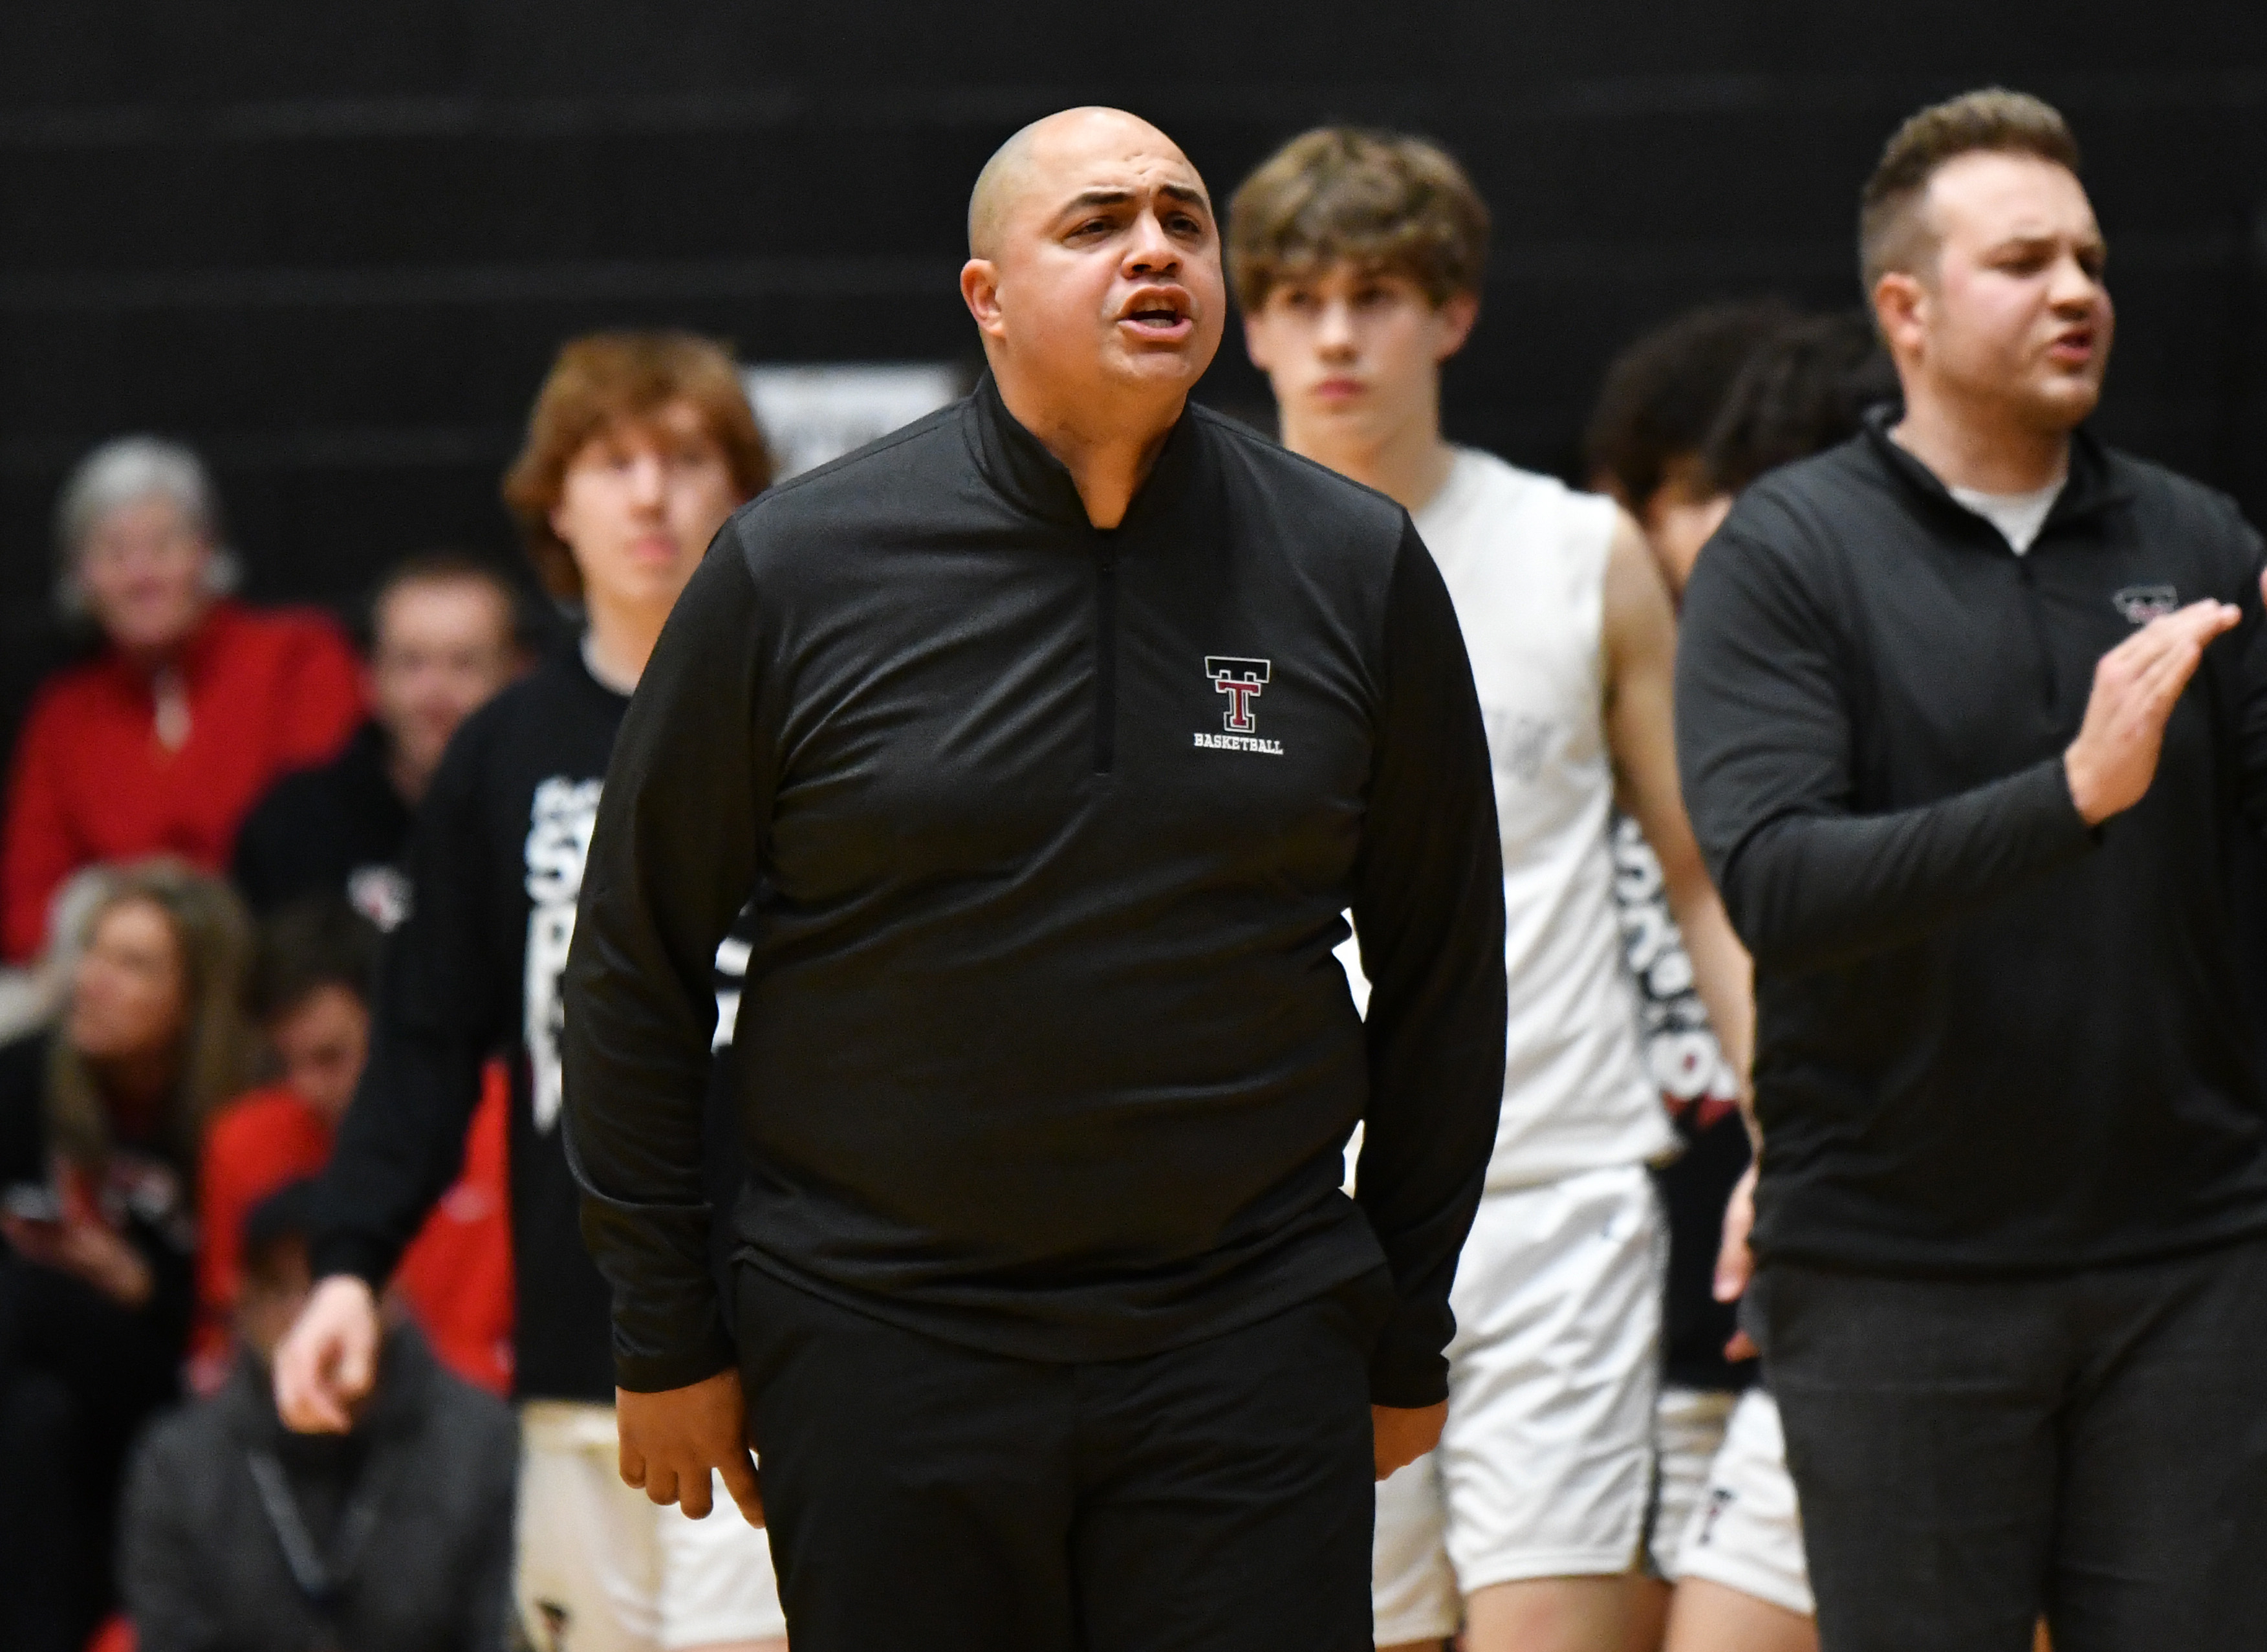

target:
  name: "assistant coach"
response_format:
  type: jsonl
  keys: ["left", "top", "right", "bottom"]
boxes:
{"left": 1678, "top": 90, "right": 2267, "bottom": 1650}
{"left": 561, "top": 106, "right": 1507, "bottom": 1650}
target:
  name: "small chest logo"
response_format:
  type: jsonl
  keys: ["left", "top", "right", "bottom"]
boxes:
{"left": 1207, "top": 656, "right": 1270, "bottom": 730}
{"left": 345, "top": 862, "right": 412, "bottom": 933}
{"left": 1197, "top": 656, "right": 1283, "bottom": 755}
{"left": 2113, "top": 584, "right": 2178, "bottom": 625}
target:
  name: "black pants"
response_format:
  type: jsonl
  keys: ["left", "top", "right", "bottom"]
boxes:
{"left": 1762, "top": 1235, "right": 2267, "bottom": 1652}
{"left": 737, "top": 1264, "right": 1387, "bottom": 1652}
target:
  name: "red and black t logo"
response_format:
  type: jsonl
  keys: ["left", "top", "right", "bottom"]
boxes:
{"left": 1205, "top": 657, "right": 1271, "bottom": 733}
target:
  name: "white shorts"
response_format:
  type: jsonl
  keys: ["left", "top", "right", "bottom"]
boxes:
{"left": 1373, "top": 1164, "right": 1664, "bottom": 1644}
{"left": 515, "top": 1400, "right": 788, "bottom": 1651}
{"left": 1673, "top": 1387, "right": 1813, "bottom": 1617}
{"left": 1647, "top": 1384, "right": 1736, "bottom": 1579}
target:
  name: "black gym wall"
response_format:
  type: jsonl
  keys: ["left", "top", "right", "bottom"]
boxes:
{"left": 3, "top": 0, "right": 2264, "bottom": 719}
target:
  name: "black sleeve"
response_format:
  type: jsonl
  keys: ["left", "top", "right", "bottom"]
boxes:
{"left": 309, "top": 732, "right": 500, "bottom": 1287}
{"left": 1348, "top": 522, "right": 1509, "bottom": 1409}
{"left": 228, "top": 781, "right": 290, "bottom": 914}
{"left": 0, "top": 1035, "right": 44, "bottom": 1192}
{"left": 2219, "top": 515, "right": 2267, "bottom": 832}
{"left": 1675, "top": 520, "right": 2097, "bottom": 974}
{"left": 127, "top": 1205, "right": 198, "bottom": 1362}
{"left": 565, "top": 539, "right": 770, "bottom": 1395}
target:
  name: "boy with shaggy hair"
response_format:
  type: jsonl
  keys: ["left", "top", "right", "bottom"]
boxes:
{"left": 274, "top": 332, "right": 788, "bottom": 1652}
{"left": 1232, "top": 128, "right": 1755, "bottom": 1652}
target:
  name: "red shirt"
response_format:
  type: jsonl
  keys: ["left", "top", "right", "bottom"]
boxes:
{"left": 1, "top": 600, "right": 363, "bottom": 959}
{"left": 197, "top": 1065, "right": 516, "bottom": 1396}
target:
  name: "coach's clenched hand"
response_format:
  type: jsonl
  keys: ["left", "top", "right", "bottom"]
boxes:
{"left": 275, "top": 1275, "right": 381, "bottom": 1433}
{"left": 1372, "top": 1400, "right": 1448, "bottom": 1481}
{"left": 617, "top": 1367, "right": 765, "bottom": 1527}
{"left": 2065, "top": 596, "right": 2242, "bottom": 825}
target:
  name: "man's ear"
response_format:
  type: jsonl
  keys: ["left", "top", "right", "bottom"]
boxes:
{"left": 960, "top": 259, "right": 1006, "bottom": 342}
{"left": 1872, "top": 271, "right": 1927, "bottom": 364}
{"left": 1433, "top": 290, "right": 1480, "bottom": 364}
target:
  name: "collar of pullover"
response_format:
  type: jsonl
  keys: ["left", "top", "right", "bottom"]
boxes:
{"left": 968, "top": 369, "right": 1200, "bottom": 535}
{"left": 1861, "top": 404, "right": 2132, "bottom": 548}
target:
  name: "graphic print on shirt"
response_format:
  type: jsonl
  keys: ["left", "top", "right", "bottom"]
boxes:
{"left": 2112, "top": 583, "right": 2178, "bottom": 625}
{"left": 523, "top": 776, "right": 602, "bottom": 1133}
{"left": 1484, "top": 710, "right": 1557, "bottom": 785}
{"left": 1195, "top": 656, "right": 1283, "bottom": 755}
{"left": 346, "top": 863, "right": 413, "bottom": 932}
{"left": 1609, "top": 812, "right": 1740, "bottom": 1129}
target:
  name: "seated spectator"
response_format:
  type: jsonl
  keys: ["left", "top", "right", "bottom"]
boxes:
{"left": 0, "top": 860, "right": 253, "bottom": 1652}
{"left": 2, "top": 438, "right": 365, "bottom": 961}
{"left": 201, "top": 900, "right": 514, "bottom": 1394}
{"left": 234, "top": 554, "right": 526, "bottom": 929}
{"left": 120, "top": 1178, "right": 517, "bottom": 1652}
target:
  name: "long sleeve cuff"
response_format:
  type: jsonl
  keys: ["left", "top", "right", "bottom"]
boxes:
{"left": 1367, "top": 1298, "right": 1455, "bottom": 1408}
{"left": 613, "top": 1314, "right": 737, "bottom": 1395}
{"left": 309, "top": 1231, "right": 398, "bottom": 1292}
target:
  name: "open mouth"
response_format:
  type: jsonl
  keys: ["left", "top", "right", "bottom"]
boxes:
{"left": 1120, "top": 288, "right": 1193, "bottom": 338}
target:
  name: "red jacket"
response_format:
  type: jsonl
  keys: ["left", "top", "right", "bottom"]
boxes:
{"left": 197, "top": 1066, "right": 517, "bottom": 1397}
{"left": 1, "top": 601, "right": 363, "bottom": 959}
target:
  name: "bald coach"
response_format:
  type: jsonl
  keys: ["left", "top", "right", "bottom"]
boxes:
{"left": 562, "top": 107, "right": 1508, "bottom": 1650}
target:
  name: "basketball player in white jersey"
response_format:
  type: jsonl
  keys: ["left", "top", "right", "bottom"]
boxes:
{"left": 1230, "top": 129, "right": 1755, "bottom": 1652}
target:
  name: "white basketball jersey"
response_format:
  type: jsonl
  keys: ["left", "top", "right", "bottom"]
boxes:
{"left": 1416, "top": 448, "right": 1672, "bottom": 1188}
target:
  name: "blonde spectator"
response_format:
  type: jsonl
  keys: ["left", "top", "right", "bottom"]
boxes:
{"left": 0, "top": 860, "right": 254, "bottom": 1651}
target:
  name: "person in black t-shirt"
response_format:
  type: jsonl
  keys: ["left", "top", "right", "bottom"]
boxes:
{"left": 271, "top": 333, "right": 787, "bottom": 1652}
{"left": 1584, "top": 303, "right": 1785, "bottom": 1652}
{"left": 232, "top": 554, "right": 524, "bottom": 931}
{"left": 1620, "top": 315, "right": 1896, "bottom": 1652}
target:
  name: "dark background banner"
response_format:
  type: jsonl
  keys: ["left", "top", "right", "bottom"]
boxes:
{"left": 4, "top": 1, "right": 2264, "bottom": 626}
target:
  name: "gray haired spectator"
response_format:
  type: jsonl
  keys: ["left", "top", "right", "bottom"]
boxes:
{"left": 1, "top": 439, "right": 365, "bottom": 961}
{"left": 52, "top": 437, "right": 239, "bottom": 626}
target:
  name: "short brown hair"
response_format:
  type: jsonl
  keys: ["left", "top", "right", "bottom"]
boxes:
{"left": 1227, "top": 127, "right": 1490, "bottom": 314}
{"left": 247, "top": 898, "right": 380, "bottom": 1023}
{"left": 1860, "top": 89, "right": 2082, "bottom": 293}
{"left": 362, "top": 549, "right": 524, "bottom": 653}
{"left": 501, "top": 331, "right": 772, "bottom": 601}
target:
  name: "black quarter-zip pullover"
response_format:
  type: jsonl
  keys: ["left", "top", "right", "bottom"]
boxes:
{"left": 564, "top": 376, "right": 1507, "bottom": 1406}
{"left": 1677, "top": 411, "right": 2267, "bottom": 1276}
